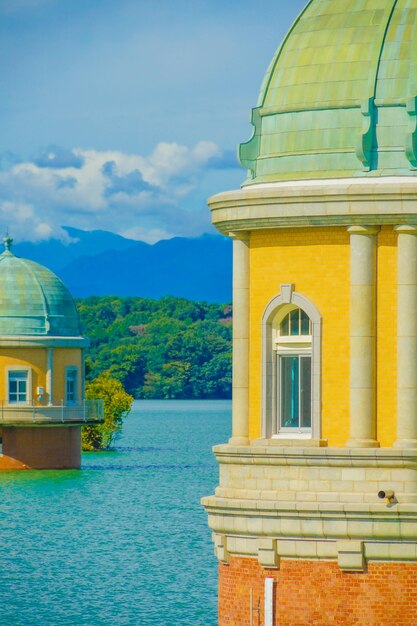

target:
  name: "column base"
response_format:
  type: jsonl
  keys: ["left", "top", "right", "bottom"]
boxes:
{"left": 228, "top": 436, "right": 250, "bottom": 446}
{"left": 394, "top": 439, "right": 417, "bottom": 449}
{"left": 346, "top": 438, "right": 380, "bottom": 448}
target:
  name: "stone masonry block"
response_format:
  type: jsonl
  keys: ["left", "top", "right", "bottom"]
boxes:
{"left": 258, "top": 537, "right": 280, "bottom": 569}
{"left": 213, "top": 533, "right": 230, "bottom": 564}
{"left": 337, "top": 540, "right": 365, "bottom": 572}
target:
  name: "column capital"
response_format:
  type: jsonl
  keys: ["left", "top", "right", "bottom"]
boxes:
{"left": 229, "top": 231, "right": 250, "bottom": 241}
{"left": 394, "top": 224, "right": 417, "bottom": 234}
{"left": 347, "top": 225, "right": 380, "bottom": 236}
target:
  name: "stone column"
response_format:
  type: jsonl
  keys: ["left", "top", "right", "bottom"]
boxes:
{"left": 81, "top": 348, "right": 85, "bottom": 403}
{"left": 347, "top": 226, "right": 379, "bottom": 448}
{"left": 230, "top": 233, "right": 250, "bottom": 446}
{"left": 395, "top": 225, "right": 417, "bottom": 448}
{"left": 46, "top": 347, "right": 54, "bottom": 406}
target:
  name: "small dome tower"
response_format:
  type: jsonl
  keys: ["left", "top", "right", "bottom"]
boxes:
{"left": 0, "top": 236, "right": 103, "bottom": 470}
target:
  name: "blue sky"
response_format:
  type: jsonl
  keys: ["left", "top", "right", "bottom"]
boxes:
{"left": 0, "top": 0, "right": 306, "bottom": 243}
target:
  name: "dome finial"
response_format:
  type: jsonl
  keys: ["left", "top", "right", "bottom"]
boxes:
{"left": 3, "top": 233, "right": 13, "bottom": 252}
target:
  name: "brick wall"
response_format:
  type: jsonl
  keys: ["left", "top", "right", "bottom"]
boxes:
{"left": 219, "top": 556, "right": 417, "bottom": 625}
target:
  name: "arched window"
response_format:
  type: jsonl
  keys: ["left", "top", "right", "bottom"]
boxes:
{"left": 275, "top": 306, "right": 312, "bottom": 434}
{"left": 262, "top": 285, "right": 321, "bottom": 440}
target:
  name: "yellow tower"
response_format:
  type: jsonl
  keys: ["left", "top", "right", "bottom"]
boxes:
{"left": 0, "top": 236, "right": 103, "bottom": 469}
{"left": 203, "top": 2, "right": 417, "bottom": 624}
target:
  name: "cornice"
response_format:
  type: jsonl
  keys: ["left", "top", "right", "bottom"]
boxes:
{"left": 208, "top": 177, "right": 417, "bottom": 235}
{"left": 0, "top": 336, "right": 88, "bottom": 348}
{"left": 212, "top": 444, "right": 417, "bottom": 468}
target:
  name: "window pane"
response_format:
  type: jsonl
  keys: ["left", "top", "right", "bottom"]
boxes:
{"left": 290, "top": 309, "right": 300, "bottom": 336}
{"left": 280, "top": 356, "right": 299, "bottom": 428}
{"left": 300, "top": 310, "right": 310, "bottom": 335}
{"left": 67, "top": 382, "right": 75, "bottom": 401}
{"left": 8, "top": 371, "right": 28, "bottom": 403}
{"left": 300, "top": 357, "right": 312, "bottom": 428}
{"left": 280, "top": 313, "right": 290, "bottom": 336}
{"left": 10, "top": 371, "right": 27, "bottom": 379}
{"left": 17, "top": 380, "right": 26, "bottom": 402}
{"left": 66, "top": 370, "right": 77, "bottom": 403}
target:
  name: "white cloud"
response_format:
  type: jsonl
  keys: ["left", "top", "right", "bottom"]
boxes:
{"left": 0, "top": 201, "right": 69, "bottom": 242}
{"left": 0, "top": 140, "right": 225, "bottom": 242}
{"left": 121, "top": 226, "right": 174, "bottom": 244}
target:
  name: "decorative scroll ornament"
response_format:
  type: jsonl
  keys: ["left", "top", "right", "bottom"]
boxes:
{"left": 405, "top": 96, "right": 417, "bottom": 169}
{"left": 238, "top": 107, "right": 262, "bottom": 181}
{"left": 356, "top": 98, "right": 375, "bottom": 171}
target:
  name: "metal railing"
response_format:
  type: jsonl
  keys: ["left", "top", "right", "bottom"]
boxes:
{"left": 0, "top": 399, "right": 104, "bottom": 425}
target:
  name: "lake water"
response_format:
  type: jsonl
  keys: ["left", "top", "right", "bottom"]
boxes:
{"left": 0, "top": 399, "right": 230, "bottom": 626}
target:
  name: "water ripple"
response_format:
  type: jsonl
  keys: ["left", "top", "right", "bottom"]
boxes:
{"left": 0, "top": 399, "right": 231, "bottom": 626}
{"left": 82, "top": 463, "right": 212, "bottom": 471}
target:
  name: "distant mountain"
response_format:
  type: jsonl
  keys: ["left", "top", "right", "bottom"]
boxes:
{"left": 14, "top": 228, "right": 232, "bottom": 303}
{"left": 14, "top": 227, "right": 137, "bottom": 273}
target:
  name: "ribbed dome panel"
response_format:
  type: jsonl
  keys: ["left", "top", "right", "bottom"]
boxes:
{"left": 0, "top": 251, "right": 80, "bottom": 336}
{"left": 240, "top": 0, "right": 417, "bottom": 184}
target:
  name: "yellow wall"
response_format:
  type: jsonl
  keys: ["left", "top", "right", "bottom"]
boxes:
{"left": 0, "top": 346, "right": 82, "bottom": 406}
{"left": 53, "top": 348, "right": 82, "bottom": 403}
{"left": 0, "top": 348, "right": 46, "bottom": 405}
{"left": 249, "top": 225, "right": 398, "bottom": 447}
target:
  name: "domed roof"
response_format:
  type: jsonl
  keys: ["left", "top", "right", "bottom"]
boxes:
{"left": 0, "top": 237, "right": 81, "bottom": 337}
{"left": 240, "top": 0, "right": 417, "bottom": 184}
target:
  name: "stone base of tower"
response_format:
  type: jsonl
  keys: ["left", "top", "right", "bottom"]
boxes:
{"left": 219, "top": 556, "right": 417, "bottom": 626}
{"left": 1, "top": 426, "right": 81, "bottom": 469}
{"left": 203, "top": 445, "right": 417, "bottom": 625}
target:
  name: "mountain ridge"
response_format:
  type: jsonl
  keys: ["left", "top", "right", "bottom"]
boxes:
{"left": 13, "top": 228, "right": 232, "bottom": 303}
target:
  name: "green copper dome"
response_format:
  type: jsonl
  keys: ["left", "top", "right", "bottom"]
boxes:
{"left": 240, "top": 0, "right": 417, "bottom": 184}
{"left": 0, "top": 238, "right": 80, "bottom": 337}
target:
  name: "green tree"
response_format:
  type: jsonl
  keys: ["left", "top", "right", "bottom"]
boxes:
{"left": 77, "top": 295, "right": 232, "bottom": 400}
{"left": 82, "top": 375, "right": 134, "bottom": 451}
{"left": 142, "top": 361, "right": 191, "bottom": 398}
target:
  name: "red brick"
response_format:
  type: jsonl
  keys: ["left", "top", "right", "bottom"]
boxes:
{"left": 218, "top": 557, "right": 417, "bottom": 626}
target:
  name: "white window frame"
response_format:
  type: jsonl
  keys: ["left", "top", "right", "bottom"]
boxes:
{"left": 262, "top": 284, "right": 321, "bottom": 440}
{"left": 276, "top": 350, "right": 312, "bottom": 437}
{"left": 6, "top": 367, "right": 32, "bottom": 406}
{"left": 274, "top": 304, "right": 313, "bottom": 437}
{"left": 65, "top": 366, "right": 78, "bottom": 405}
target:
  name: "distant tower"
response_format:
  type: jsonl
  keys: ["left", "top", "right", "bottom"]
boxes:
{"left": 0, "top": 236, "right": 103, "bottom": 469}
{"left": 203, "top": 1, "right": 417, "bottom": 624}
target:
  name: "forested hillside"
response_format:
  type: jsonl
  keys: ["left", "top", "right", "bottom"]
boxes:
{"left": 77, "top": 296, "right": 232, "bottom": 399}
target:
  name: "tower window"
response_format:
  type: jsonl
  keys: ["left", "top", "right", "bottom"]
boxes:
{"left": 8, "top": 370, "right": 29, "bottom": 405}
{"left": 280, "top": 309, "right": 311, "bottom": 336}
{"left": 279, "top": 354, "right": 311, "bottom": 430}
{"left": 275, "top": 306, "right": 312, "bottom": 436}
{"left": 66, "top": 368, "right": 78, "bottom": 405}
{"left": 262, "top": 289, "right": 321, "bottom": 441}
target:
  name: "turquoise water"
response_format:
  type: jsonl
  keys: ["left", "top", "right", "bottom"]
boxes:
{"left": 0, "top": 399, "right": 230, "bottom": 626}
